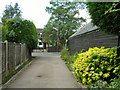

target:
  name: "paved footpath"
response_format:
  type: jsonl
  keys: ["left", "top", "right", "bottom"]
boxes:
{"left": 8, "top": 52, "right": 81, "bottom": 88}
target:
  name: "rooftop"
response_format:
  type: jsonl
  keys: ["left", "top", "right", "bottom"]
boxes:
{"left": 70, "top": 22, "right": 98, "bottom": 38}
{"left": 37, "top": 28, "right": 43, "bottom": 34}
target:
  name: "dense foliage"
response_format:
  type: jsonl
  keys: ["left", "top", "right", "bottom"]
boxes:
{"left": 42, "top": 2, "right": 86, "bottom": 47}
{"left": 1, "top": 3, "right": 22, "bottom": 25}
{"left": 86, "top": 2, "right": 120, "bottom": 35}
{"left": 73, "top": 47, "right": 120, "bottom": 88}
{"left": 5, "top": 18, "right": 38, "bottom": 49}
{"left": 104, "top": 2, "right": 120, "bottom": 14}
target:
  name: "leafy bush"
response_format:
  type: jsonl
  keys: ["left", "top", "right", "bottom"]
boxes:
{"left": 73, "top": 47, "right": 120, "bottom": 86}
{"left": 4, "top": 18, "right": 38, "bottom": 49}
{"left": 2, "top": 26, "right": 6, "bottom": 41}
{"left": 61, "top": 48, "right": 78, "bottom": 71}
{"left": 61, "top": 49, "right": 71, "bottom": 62}
{"left": 86, "top": 77, "right": 120, "bottom": 88}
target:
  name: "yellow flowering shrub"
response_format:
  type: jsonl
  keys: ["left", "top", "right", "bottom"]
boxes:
{"left": 73, "top": 47, "right": 120, "bottom": 85}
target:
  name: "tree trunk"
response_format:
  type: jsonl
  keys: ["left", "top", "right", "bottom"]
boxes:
{"left": 117, "top": 35, "right": 120, "bottom": 57}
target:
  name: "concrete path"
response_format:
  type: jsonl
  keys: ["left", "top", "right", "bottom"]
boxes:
{"left": 8, "top": 52, "right": 81, "bottom": 88}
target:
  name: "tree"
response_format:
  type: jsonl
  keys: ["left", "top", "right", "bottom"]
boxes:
{"left": 1, "top": 3, "right": 22, "bottom": 25}
{"left": 86, "top": 2, "right": 120, "bottom": 35}
{"left": 43, "top": 1, "right": 86, "bottom": 49}
{"left": 5, "top": 18, "right": 38, "bottom": 53}
{"left": 86, "top": 2, "right": 120, "bottom": 55}
{"left": 42, "top": 19, "right": 57, "bottom": 47}
{"left": 104, "top": 2, "right": 120, "bottom": 14}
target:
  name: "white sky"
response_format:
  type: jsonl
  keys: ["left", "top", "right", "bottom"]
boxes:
{"left": 0, "top": 0, "right": 91, "bottom": 28}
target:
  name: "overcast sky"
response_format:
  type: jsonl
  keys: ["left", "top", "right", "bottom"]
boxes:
{"left": 0, "top": 0, "right": 91, "bottom": 28}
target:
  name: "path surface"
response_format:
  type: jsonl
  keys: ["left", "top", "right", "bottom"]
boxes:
{"left": 8, "top": 52, "right": 81, "bottom": 88}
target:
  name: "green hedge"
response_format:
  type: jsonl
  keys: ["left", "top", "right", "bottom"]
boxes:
{"left": 4, "top": 17, "right": 38, "bottom": 49}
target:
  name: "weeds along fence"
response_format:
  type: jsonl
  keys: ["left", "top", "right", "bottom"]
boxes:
{"left": 0, "top": 42, "right": 30, "bottom": 82}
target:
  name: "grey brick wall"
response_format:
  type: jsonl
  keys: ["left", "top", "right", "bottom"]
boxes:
{"left": 68, "top": 30, "right": 119, "bottom": 54}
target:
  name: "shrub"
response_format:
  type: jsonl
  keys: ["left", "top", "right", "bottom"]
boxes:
{"left": 73, "top": 47, "right": 120, "bottom": 86}
{"left": 61, "top": 48, "right": 78, "bottom": 71}
{"left": 61, "top": 49, "right": 70, "bottom": 62}
{"left": 5, "top": 18, "right": 38, "bottom": 49}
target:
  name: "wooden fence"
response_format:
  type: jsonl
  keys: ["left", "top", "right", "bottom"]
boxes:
{"left": 0, "top": 42, "right": 30, "bottom": 85}
{"left": 0, "top": 42, "right": 2, "bottom": 88}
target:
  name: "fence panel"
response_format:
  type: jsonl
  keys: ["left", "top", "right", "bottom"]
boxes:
{"left": 2, "top": 43, "right": 6, "bottom": 73}
{"left": 21, "top": 44, "right": 25, "bottom": 63}
{"left": 15, "top": 43, "right": 21, "bottom": 67}
{"left": 8, "top": 42, "right": 15, "bottom": 70}
{"left": 1, "top": 42, "right": 30, "bottom": 82}
{"left": 0, "top": 42, "right": 2, "bottom": 88}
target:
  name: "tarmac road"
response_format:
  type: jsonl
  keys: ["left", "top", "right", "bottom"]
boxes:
{"left": 7, "top": 52, "right": 81, "bottom": 88}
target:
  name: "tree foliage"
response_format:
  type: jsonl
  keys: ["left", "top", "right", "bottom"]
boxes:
{"left": 42, "top": 1, "right": 86, "bottom": 47}
{"left": 86, "top": 2, "right": 120, "bottom": 35}
{"left": 42, "top": 20, "right": 57, "bottom": 47}
{"left": 104, "top": 2, "right": 120, "bottom": 14}
{"left": 1, "top": 3, "right": 22, "bottom": 25}
{"left": 5, "top": 18, "right": 38, "bottom": 49}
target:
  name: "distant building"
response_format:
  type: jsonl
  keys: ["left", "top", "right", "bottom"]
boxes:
{"left": 37, "top": 28, "right": 43, "bottom": 34}
{"left": 68, "top": 22, "right": 119, "bottom": 54}
{"left": 36, "top": 28, "right": 46, "bottom": 49}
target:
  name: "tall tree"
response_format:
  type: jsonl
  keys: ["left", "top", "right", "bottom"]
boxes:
{"left": 43, "top": 1, "right": 86, "bottom": 49}
{"left": 86, "top": 2, "right": 120, "bottom": 55}
{"left": 1, "top": 3, "right": 22, "bottom": 25}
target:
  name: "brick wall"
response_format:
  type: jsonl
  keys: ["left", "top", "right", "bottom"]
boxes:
{"left": 68, "top": 29, "right": 119, "bottom": 54}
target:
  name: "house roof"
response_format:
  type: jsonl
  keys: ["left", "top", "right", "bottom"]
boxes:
{"left": 37, "top": 28, "right": 43, "bottom": 34}
{"left": 70, "top": 22, "right": 98, "bottom": 38}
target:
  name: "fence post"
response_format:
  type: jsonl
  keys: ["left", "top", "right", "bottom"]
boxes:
{"left": 0, "top": 43, "right": 2, "bottom": 89}
{"left": 5, "top": 42, "right": 8, "bottom": 76}
{"left": 20, "top": 44, "right": 22, "bottom": 65}
{"left": 24, "top": 44, "right": 26, "bottom": 62}
{"left": 14, "top": 42, "right": 16, "bottom": 69}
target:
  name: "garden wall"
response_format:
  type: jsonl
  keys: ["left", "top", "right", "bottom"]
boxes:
{"left": 47, "top": 47, "right": 61, "bottom": 52}
{"left": 68, "top": 30, "right": 119, "bottom": 54}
